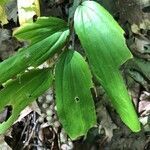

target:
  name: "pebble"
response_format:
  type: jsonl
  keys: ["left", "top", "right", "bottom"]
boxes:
{"left": 46, "top": 109, "right": 53, "bottom": 116}
{"left": 50, "top": 104, "right": 55, "bottom": 110}
{"left": 61, "top": 144, "right": 73, "bottom": 150}
{"left": 42, "top": 103, "right": 48, "bottom": 109}
{"left": 46, "top": 116, "right": 53, "bottom": 122}
{"left": 54, "top": 105, "right": 57, "bottom": 111}
{"left": 38, "top": 116, "right": 44, "bottom": 123}
{"left": 53, "top": 121, "right": 60, "bottom": 128}
{"left": 60, "top": 131, "right": 67, "bottom": 143}
{"left": 46, "top": 95, "right": 53, "bottom": 103}
{"left": 38, "top": 96, "right": 43, "bottom": 103}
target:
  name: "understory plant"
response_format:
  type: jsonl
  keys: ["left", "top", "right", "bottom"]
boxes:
{"left": 0, "top": 0, "right": 141, "bottom": 139}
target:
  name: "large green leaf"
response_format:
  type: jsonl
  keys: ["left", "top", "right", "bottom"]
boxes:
{"left": 0, "top": 17, "right": 69, "bottom": 84}
{"left": 55, "top": 50, "right": 96, "bottom": 140}
{"left": 13, "top": 17, "right": 68, "bottom": 44}
{"left": 0, "top": 68, "right": 53, "bottom": 134}
{"left": 74, "top": 1, "right": 141, "bottom": 132}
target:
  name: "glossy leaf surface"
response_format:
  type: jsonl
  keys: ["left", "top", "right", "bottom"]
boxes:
{"left": 0, "top": 17, "right": 69, "bottom": 84}
{"left": 0, "top": 68, "right": 53, "bottom": 134}
{"left": 74, "top": 1, "right": 141, "bottom": 132}
{"left": 55, "top": 50, "right": 96, "bottom": 140}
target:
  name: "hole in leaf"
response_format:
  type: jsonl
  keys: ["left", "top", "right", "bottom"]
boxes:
{"left": 28, "top": 94, "right": 32, "bottom": 98}
{"left": 75, "top": 97, "right": 80, "bottom": 103}
{"left": 0, "top": 105, "right": 12, "bottom": 123}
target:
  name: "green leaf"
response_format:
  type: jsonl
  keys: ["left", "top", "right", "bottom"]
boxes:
{"left": 0, "top": 17, "right": 69, "bottom": 84}
{"left": 55, "top": 50, "right": 96, "bottom": 140}
{"left": 0, "top": 68, "right": 53, "bottom": 134}
{"left": 0, "top": 5, "right": 7, "bottom": 24}
{"left": 0, "top": 0, "right": 12, "bottom": 24}
{"left": 0, "top": 0, "right": 11, "bottom": 5}
{"left": 13, "top": 17, "right": 68, "bottom": 44}
{"left": 74, "top": 1, "right": 141, "bottom": 132}
{"left": 0, "top": 0, "right": 10, "bottom": 25}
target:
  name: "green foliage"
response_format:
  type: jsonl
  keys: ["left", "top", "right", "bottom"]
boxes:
{"left": 55, "top": 50, "right": 96, "bottom": 139}
{"left": 0, "top": 17, "right": 69, "bottom": 84}
{"left": 74, "top": 1, "right": 141, "bottom": 132}
{"left": 0, "top": 0, "right": 11, "bottom": 24}
{"left": 0, "top": 68, "right": 53, "bottom": 134}
{"left": 0, "top": 0, "right": 11, "bottom": 5}
{"left": 0, "top": 0, "right": 141, "bottom": 138}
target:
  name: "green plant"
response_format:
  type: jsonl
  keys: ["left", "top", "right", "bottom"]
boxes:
{"left": 0, "top": 0, "right": 12, "bottom": 24}
{"left": 0, "top": 0, "right": 141, "bottom": 139}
